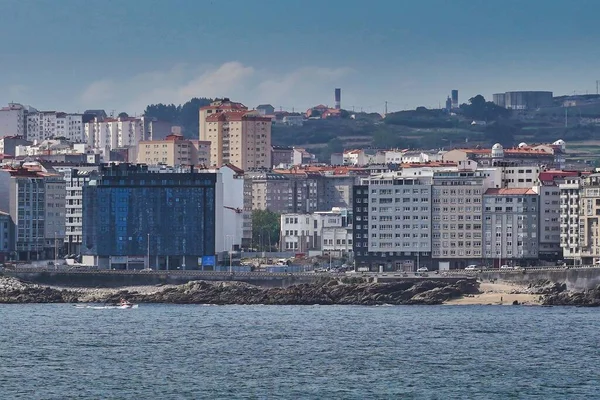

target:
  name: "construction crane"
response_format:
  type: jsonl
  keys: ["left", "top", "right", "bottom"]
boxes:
{"left": 224, "top": 206, "right": 243, "bottom": 214}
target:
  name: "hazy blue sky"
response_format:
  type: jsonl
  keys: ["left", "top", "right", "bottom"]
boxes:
{"left": 1, "top": 0, "right": 599, "bottom": 114}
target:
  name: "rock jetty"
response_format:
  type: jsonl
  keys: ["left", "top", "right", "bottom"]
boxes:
{"left": 0, "top": 276, "right": 480, "bottom": 305}
{"left": 0, "top": 276, "right": 79, "bottom": 303}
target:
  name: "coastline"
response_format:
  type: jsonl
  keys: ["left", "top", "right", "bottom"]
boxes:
{"left": 1, "top": 275, "right": 596, "bottom": 306}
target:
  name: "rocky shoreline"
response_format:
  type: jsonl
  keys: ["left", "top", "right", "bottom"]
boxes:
{"left": 0, "top": 276, "right": 479, "bottom": 306}
{"left": 3, "top": 276, "right": 600, "bottom": 306}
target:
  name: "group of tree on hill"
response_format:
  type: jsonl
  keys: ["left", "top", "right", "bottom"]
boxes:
{"left": 143, "top": 97, "right": 212, "bottom": 137}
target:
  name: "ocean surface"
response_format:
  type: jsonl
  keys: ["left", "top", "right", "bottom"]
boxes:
{"left": 0, "top": 304, "right": 599, "bottom": 399}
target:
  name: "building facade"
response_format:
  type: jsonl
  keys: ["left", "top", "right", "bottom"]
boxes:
{"left": 82, "top": 164, "right": 218, "bottom": 270}
{"left": 26, "top": 112, "right": 84, "bottom": 143}
{"left": 353, "top": 173, "right": 433, "bottom": 272}
{"left": 84, "top": 116, "right": 146, "bottom": 159}
{"left": 483, "top": 188, "right": 539, "bottom": 266}
{"left": 0, "top": 103, "right": 26, "bottom": 138}
{"left": 431, "top": 170, "right": 485, "bottom": 269}
{"left": 61, "top": 167, "right": 99, "bottom": 255}
{"left": 8, "top": 166, "right": 65, "bottom": 260}
{"left": 559, "top": 175, "right": 585, "bottom": 263}
{"left": 136, "top": 133, "right": 210, "bottom": 167}
{"left": 204, "top": 110, "right": 272, "bottom": 170}
{"left": 280, "top": 208, "right": 352, "bottom": 257}
{"left": 0, "top": 211, "right": 11, "bottom": 262}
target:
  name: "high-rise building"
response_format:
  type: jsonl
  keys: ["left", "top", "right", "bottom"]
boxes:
{"left": 7, "top": 165, "right": 65, "bottom": 260}
{"left": 27, "top": 112, "right": 84, "bottom": 143}
{"left": 0, "top": 103, "right": 27, "bottom": 139}
{"left": 61, "top": 166, "right": 99, "bottom": 255}
{"left": 335, "top": 88, "right": 341, "bottom": 110}
{"left": 431, "top": 169, "right": 486, "bottom": 268}
{"left": 559, "top": 175, "right": 585, "bottom": 263}
{"left": 0, "top": 211, "right": 12, "bottom": 262}
{"left": 537, "top": 171, "right": 580, "bottom": 260}
{"left": 84, "top": 116, "right": 146, "bottom": 160}
{"left": 482, "top": 188, "right": 539, "bottom": 266}
{"left": 451, "top": 90, "right": 459, "bottom": 109}
{"left": 82, "top": 163, "right": 243, "bottom": 269}
{"left": 199, "top": 99, "right": 272, "bottom": 170}
{"left": 352, "top": 173, "right": 433, "bottom": 272}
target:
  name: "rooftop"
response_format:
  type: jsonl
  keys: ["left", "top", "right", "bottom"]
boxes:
{"left": 484, "top": 188, "right": 537, "bottom": 195}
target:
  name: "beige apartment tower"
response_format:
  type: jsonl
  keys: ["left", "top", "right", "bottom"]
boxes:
{"left": 199, "top": 98, "right": 271, "bottom": 170}
{"left": 137, "top": 133, "right": 210, "bottom": 167}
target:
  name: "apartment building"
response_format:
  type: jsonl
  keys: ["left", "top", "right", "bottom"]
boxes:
{"left": 0, "top": 103, "right": 27, "bottom": 138}
{"left": 84, "top": 117, "right": 145, "bottom": 158}
{"left": 8, "top": 165, "right": 65, "bottom": 260}
{"left": 200, "top": 98, "right": 272, "bottom": 170}
{"left": 280, "top": 208, "right": 352, "bottom": 256}
{"left": 61, "top": 167, "right": 99, "bottom": 255}
{"left": 137, "top": 133, "right": 211, "bottom": 167}
{"left": 353, "top": 173, "right": 433, "bottom": 272}
{"left": 576, "top": 173, "right": 600, "bottom": 264}
{"left": 0, "top": 211, "right": 11, "bottom": 262}
{"left": 559, "top": 174, "right": 586, "bottom": 262}
{"left": 431, "top": 170, "right": 486, "bottom": 269}
{"left": 27, "top": 112, "right": 84, "bottom": 143}
{"left": 482, "top": 188, "right": 539, "bottom": 266}
{"left": 537, "top": 171, "right": 580, "bottom": 260}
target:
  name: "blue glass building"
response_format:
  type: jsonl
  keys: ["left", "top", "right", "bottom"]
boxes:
{"left": 82, "top": 164, "right": 216, "bottom": 269}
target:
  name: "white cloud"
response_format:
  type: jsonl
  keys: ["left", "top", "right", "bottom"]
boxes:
{"left": 79, "top": 62, "right": 353, "bottom": 114}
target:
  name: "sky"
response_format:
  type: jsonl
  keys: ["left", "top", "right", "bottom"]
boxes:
{"left": 1, "top": 0, "right": 600, "bottom": 115}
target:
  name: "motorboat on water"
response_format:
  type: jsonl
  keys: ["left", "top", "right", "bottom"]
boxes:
{"left": 72, "top": 299, "right": 138, "bottom": 309}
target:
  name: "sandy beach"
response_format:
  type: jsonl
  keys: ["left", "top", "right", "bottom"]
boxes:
{"left": 444, "top": 282, "right": 541, "bottom": 306}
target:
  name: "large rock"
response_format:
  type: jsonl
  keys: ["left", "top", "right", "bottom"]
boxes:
{"left": 542, "top": 284, "right": 600, "bottom": 307}
{"left": 0, "top": 276, "right": 79, "bottom": 303}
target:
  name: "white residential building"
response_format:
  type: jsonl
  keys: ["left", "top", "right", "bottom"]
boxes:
{"left": 280, "top": 208, "right": 352, "bottom": 256}
{"left": 367, "top": 172, "right": 432, "bottom": 259}
{"left": 559, "top": 176, "right": 583, "bottom": 262}
{"left": 343, "top": 150, "right": 366, "bottom": 166}
{"left": 84, "top": 117, "right": 146, "bottom": 159}
{"left": 27, "top": 112, "right": 84, "bottom": 143}
{"left": 58, "top": 167, "right": 99, "bottom": 255}
{"left": 0, "top": 103, "right": 26, "bottom": 138}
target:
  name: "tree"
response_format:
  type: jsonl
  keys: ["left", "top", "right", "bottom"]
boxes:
{"left": 252, "top": 210, "right": 281, "bottom": 251}
{"left": 460, "top": 94, "right": 509, "bottom": 121}
{"left": 310, "top": 109, "right": 322, "bottom": 118}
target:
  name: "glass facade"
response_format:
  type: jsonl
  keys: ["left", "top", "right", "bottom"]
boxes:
{"left": 82, "top": 166, "right": 216, "bottom": 257}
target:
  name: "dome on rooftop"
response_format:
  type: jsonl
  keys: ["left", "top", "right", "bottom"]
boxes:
{"left": 518, "top": 142, "right": 528, "bottom": 148}
{"left": 492, "top": 143, "right": 503, "bottom": 150}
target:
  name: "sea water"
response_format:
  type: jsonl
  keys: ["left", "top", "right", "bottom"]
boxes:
{"left": 0, "top": 304, "right": 598, "bottom": 399}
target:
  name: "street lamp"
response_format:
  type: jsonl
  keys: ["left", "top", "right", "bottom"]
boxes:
{"left": 147, "top": 233, "right": 150, "bottom": 270}
{"left": 225, "top": 235, "right": 233, "bottom": 273}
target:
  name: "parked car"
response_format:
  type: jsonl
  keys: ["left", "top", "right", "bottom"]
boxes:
{"left": 465, "top": 265, "right": 479, "bottom": 271}
{"left": 416, "top": 267, "right": 428, "bottom": 272}
{"left": 500, "top": 265, "right": 512, "bottom": 270}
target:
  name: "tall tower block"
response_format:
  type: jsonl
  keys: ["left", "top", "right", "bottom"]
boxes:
{"left": 451, "top": 90, "right": 459, "bottom": 109}
{"left": 335, "top": 88, "right": 341, "bottom": 110}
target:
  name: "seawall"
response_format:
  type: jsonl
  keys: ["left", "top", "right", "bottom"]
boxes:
{"left": 2, "top": 270, "right": 323, "bottom": 288}
{"left": 479, "top": 267, "right": 600, "bottom": 291}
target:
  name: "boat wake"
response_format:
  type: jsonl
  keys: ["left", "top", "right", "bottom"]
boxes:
{"left": 73, "top": 304, "right": 139, "bottom": 310}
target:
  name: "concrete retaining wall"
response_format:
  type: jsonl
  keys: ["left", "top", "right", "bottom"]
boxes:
{"left": 479, "top": 267, "right": 600, "bottom": 291}
{"left": 3, "top": 270, "right": 323, "bottom": 288}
